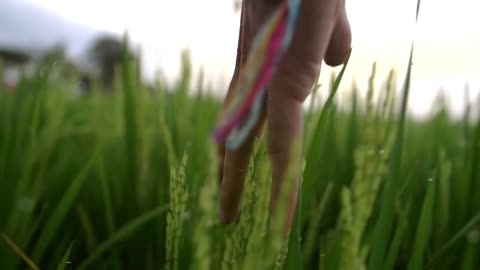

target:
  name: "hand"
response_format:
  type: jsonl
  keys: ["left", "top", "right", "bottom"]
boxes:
{"left": 218, "top": 0, "right": 352, "bottom": 229}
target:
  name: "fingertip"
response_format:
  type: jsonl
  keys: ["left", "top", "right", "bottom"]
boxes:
{"left": 219, "top": 199, "right": 241, "bottom": 224}
{"left": 324, "top": 15, "right": 352, "bottom": 67}
{"left": 219, "top": 174, "right": 242, "bottom": 224}
{"left": 217, "top": 143, "right": 226, "bottom": 185}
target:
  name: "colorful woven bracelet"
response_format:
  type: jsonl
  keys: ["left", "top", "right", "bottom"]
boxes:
{"left": 213, "top": 0, "right": 300, "bottom": 149}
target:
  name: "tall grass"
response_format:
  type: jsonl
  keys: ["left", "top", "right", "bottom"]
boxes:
{"left": 0, "top": 41, "right": 479, "bottom": 269}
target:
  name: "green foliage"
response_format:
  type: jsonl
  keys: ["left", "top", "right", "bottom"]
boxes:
{"left": 166, "top": 152, "right": 189, "bottom": 270}
{"left": 337, "top": 63, "right": 393, "bottom": 270}
{"left": 192, "top": 144, "right": 218, "bottom": 270}
{"left": 0, "top": 37, "right": 479, "bottom": 269}
{"left": 55, "top": 243, "right": 73, "bottom": 270}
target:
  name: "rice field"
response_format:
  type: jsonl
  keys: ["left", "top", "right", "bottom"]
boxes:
{"left": 0, "top": 42, "right": 479, "bottom": 270}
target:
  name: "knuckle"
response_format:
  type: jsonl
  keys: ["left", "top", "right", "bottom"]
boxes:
{"left": 274, "top": 57, "right": 321, "bottom": 102}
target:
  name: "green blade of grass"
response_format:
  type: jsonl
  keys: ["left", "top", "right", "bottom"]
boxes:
{"left": 122, "top": 33, "right": 139, "bottom": 215}
{"left": 304, "top": 182, "right": 334, "bottom": 264}
{"left": 77, "top": 204, "right": 169, "bottom": 270}
{"left": 55, "top": 243, "right": 73, "bottom": 270}
{"left": 383, "top": 206, "right": 409, "bottom": 270}
{"left": 425, "top": 212, "right": 480, "bottom": 269}
{"left": 407, "top": 182, "right": 435, "bottom": 270}
{"left": 304, "top": 73, "right": 321, "bottom": 147}
{"left": 76, "top": 206, "right": 97, "bottom": 253}
{"left": 32, "top": 142, "right": 105, "bottom": 262}
{"left": 98, "top": 155, "right": 117, "bottom": 235}
{"left": 4, "top": 72, "right": 51, "bottom": 237}
{"left": 97, "top": 156, "right": 123, "bottom": 270}
{"left": 302, "top": 49, "right": 351, "bottom": 223}
{"left": 467, "top": 114, "right": 480, "bottom": 216}
{"left": 461, "top": 243, "right": 479, "bottom": 270}
{"left": 0, "top": 232, "right": 40, "bottom": 270}
{"left": 343, "top": 88, "right": 358, "bottom": 187}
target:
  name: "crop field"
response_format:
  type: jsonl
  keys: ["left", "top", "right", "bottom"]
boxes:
{"left": 0, "top": 44, "right": 479, "bottom": 270}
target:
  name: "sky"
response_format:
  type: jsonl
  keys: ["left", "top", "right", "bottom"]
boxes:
{"left": 2, "top": 0, "right": 480, "bottom": 117}
{"left": 0, "top": 1, "right": 97, "bottom": 56}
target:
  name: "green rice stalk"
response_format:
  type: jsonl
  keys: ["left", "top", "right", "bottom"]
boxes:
{"left": 192, "top": 143, "right": 219, "bottom": 270}
{"left": 221, "top": 140, "right": 262, "bottom": 270}
{"left": 337, "top": 63, "right": 392, "bottom": 270}
{"left": 166, "top": 152, "right": 189, "bottom": 270}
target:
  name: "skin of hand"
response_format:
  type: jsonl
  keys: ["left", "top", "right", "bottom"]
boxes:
{"left": 217, "top": 0, "right": 352, "bottom": 230}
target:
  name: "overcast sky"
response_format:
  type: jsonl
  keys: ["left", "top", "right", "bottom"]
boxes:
{"left": 1, "top": 0, "right": 480, "bottom": 117}
{"left": 0, "top": 1, "right": 98, "bottom": 57}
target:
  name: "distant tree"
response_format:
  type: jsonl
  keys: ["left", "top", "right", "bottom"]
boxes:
{"left": 87, "top": 35, "right": 137, "bottom": 90}
{"left": 39, "top": 44, "right": 79, "bottom": 79}
{"left": 40, "top": 43, "right": 67, "bottom": 65}
{"left": 0, "top": 48, "right": 30, "bottom": 66}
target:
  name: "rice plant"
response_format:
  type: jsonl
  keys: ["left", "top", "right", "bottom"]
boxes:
{"left": 0, "top": 25, "right": 479, "bottom": 270}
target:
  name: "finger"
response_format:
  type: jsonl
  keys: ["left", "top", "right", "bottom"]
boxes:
{"left": 219, "top": 0, "right": 279, "bottom": 224}
{"left": 267, "top": 0, "right": 346, "bottom": 230}
{"left": 217, "top": 3, "right": 247, "bottom": 185}
{"left": 219, "top": 105, "right": 267, "bottom": 224}
{"left": 267, "top": 91, "right": 303, "bottom": 231}
{"left": 324, "top": 6, "right": 352, "bottom": 66}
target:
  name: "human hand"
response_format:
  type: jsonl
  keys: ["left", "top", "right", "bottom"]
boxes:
{"left": 217, "top": 0, "right": 352, "bottom": 229}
